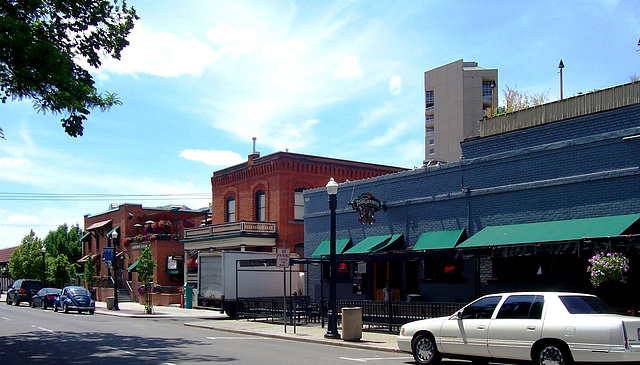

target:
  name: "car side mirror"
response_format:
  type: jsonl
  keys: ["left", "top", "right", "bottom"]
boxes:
{"left": 452, "top": 309, "right": 463, "bottom": 320}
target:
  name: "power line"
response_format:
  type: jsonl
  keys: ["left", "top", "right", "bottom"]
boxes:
{"left": 0, "top": 192, "right": 211, "bottom": 201}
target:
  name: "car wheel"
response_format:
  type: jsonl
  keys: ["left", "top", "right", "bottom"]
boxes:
{"left": 89, "top": 310, "right": 94, "bottom": 315}
{"left": 53, "top": 304, "right": 58, "bottom": 312}
{"left": 63, "top": 303, "right": 69, "bottom": 313}
{"left": 412, "top": 333, "right": 441, "bottom": 364}
{"left": 6, "top": 296, "right": 11, "bottom": 305}
{"left": 14, "top": 299, "right": 20, "bottom": 306}
{"left": 41, "top": 301, "right": 46, "bottom": 310}
{"left": 536, "top": 342, "right": 573, "bottom": 365}
{"left": 31, "top": 300, "right": 36, "bottom": 308}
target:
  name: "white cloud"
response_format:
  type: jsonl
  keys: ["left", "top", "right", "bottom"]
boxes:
{"left": 206, "top": 25, "right": 260, "bottom": 57}
{"left": 99, "top": 23, "right": 219, "bottom": 77}
{"left": 334, "top": 55, "right": 363, "bottom": 79}
{"left": 179, "top": 149, "right": 245, "bottom": 166}
{"left": 389, "top": 76, "right": 402, "bottom": 95}
{"left": 7, "top": 214, "right": 41, "bottom": 225}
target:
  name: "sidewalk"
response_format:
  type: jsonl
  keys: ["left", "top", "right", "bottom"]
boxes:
{"left": 95, "top": 300, "right": 401, "bottom": 353}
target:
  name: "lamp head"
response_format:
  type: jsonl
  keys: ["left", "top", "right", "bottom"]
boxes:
{"left": 326, "top": 177, "right": 338, "bottom": 196}
{"left": 41, "top": 246, "right": 46, "bottom": 254}
{"left": 112, "top": 230, "right": 118, "bottom": 239}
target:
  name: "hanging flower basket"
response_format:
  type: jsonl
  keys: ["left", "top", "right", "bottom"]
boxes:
{"left": 587, "top": 252, "right": 630, "bottom": 287}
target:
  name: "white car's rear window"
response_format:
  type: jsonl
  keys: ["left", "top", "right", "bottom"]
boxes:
{"left": 559, "top": 295, "right": 613, "bottom": 314}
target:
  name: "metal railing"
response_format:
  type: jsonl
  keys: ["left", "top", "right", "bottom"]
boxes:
{"left": 236, "top": 297, "right": 464, "bottom": 333}
{"left": 184, "top": 221, "right": 277, "bottom": 239}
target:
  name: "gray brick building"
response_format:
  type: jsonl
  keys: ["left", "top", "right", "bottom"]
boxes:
{"left": 304, "top": 82, "right": 640, "bottom": 309}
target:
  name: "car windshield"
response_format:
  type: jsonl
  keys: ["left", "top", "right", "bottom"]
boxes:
{"left": 22, "top": 282, "right": 43, "bottom": 290}
{"left": 44, "top": 288, "right": 61, "bottom": 295}
{"left": 69, "top": 288, "right": 90, "bottom": 296}
{"left": 559, "top": 295, "right": 613, "bottom": 314}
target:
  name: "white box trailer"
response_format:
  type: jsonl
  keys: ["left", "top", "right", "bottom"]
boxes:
{"left": 197, "top": 251, "right": 301, "bottom": 317}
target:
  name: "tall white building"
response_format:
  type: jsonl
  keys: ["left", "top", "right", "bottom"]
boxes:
{"left": 424, "top": 59, "right": 498, "bottom": 163}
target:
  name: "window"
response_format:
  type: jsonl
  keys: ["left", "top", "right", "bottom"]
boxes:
{"left": 429, "top": 148, "right": 435, "bottom": 155}
{"left": 294, "top": 188, "right": 304, "bottom": 220}
{"left": 425, "top": 90, "right": 434, "bottom": 104}
{"left": 226, "top": 197, "right": 236, "bottom": 222}
{"left": 429, "top": 139, "right": 434, "bottom": 146}
{"left": 482, "top": 81, "right": 494, "bottom": 101}
{"left": 255, "top": 190, "right": 265, "bottom": 221}
{"left": 460, "top": 296, "right": 501, "bottom": 319}
{"left": 496, "top": 295, "right": 544, "bottom": 319}
{"left": 559, "top": 295, "right": 613, "bottom": 314}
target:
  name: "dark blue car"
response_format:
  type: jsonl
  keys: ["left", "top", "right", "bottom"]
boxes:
{"left": 30, "top": 288, "right": 61, "bottom": 309}
{"left": 54, "top": 286, "right": 95, "bottom": 314}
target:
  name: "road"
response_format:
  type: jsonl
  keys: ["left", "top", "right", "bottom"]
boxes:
{"left": 1, "top": 302, "right": 417, "bottom": 364}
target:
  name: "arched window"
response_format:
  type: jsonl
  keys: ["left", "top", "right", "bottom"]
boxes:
{"left": 255, "top": 190, "right": 265, "bottom": 221}
{"left": 294, "top": 188, "right": 304, "bottom": 220}
{"left": 226, "top": 197, "right": 236, "bottom": 222}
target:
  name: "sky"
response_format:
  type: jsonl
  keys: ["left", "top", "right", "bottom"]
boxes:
{"left": 1, "top": 0, "right": 639, "bottom": 249}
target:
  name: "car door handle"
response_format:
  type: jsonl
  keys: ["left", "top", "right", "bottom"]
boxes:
{"left": 477, "top": 325, "right": 485, "bottom": 330}
{"left": 527, "top": 326, "right": 536, "bottom": 331}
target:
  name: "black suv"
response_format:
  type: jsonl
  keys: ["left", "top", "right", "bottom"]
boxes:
{"left": 6, "top": 279, "right": 43, "bottom": 306}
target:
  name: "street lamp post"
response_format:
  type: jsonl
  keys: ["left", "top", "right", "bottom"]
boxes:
{"left": 324, "top": 177, "right": 340, "bottom": 339}
{"left": 111, "top": 231, "right": 120, "bottom": 311}
{"left": 40, "top": 246, "right": 46, "bottom": 286}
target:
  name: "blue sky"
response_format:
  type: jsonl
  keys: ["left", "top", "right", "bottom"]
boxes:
{"left": 1, "top": 0, "right": 639, "bottom": 249}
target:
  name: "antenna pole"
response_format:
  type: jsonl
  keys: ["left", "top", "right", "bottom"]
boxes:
{"left": 558, "top": 60, "right": 564, "bottom": 100}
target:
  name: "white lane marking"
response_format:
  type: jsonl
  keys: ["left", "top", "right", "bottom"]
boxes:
{"left": 339, "top": 356, "right": 413, "bottom": 362}
{"left": 206, "top": 336, "right": 265, "bottom": 340}
{"left": 1, "top": 317, "right": 10, "bottom": 321}
{"left": 37, "top": 327, "right": 53, "bottom": 332}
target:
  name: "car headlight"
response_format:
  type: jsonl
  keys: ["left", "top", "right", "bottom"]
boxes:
{"left": 400, "top": 327, "right": 405, "bottom": 336}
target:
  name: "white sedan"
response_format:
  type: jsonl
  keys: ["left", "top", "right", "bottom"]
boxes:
{"left": 397, "top": 292, "right": 640, "bottom": 364}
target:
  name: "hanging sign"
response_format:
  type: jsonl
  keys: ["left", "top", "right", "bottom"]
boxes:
{"left": 349, "top": 192, "right": 383, "bottom": 225}
{"left": 103, "top": 247, "right": 115, "bottom": 263}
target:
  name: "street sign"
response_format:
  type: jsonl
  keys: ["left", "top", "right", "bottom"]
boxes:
{"left": 103, "top": 247, "right": 115, "bottom": 263}
{"left": 276, "top": 248, "right": 290, "bottom": 268}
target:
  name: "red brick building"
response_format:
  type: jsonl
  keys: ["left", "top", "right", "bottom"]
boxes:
{"left": 182, "top": 151, "right": 406, "bottom": 288}
{"left": 82, "top": 203, "right": 206, "bottom": 302}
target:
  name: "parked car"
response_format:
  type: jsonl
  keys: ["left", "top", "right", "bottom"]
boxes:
{"left": 53, "top": 286, "right": 95, "bottom": 315}
{"left": 30, "top": 288, "right": 62, "bottom": 309}
{"left": 397, "top": 292, "right": 640, "bottom": 364}
{"left": 5, "top": 279, "right": 43, "bottom": 306}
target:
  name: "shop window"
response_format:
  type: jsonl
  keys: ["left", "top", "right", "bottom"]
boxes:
{"left": 421, "top": 257, "right": 465, "bottom": 282}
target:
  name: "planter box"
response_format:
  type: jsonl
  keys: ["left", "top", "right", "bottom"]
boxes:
{"left": 138, "top": 293, "right": 181, "bottom": 306}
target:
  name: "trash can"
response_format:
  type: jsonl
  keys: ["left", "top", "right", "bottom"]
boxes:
{"left": 183, "top": 286, "right": 193, "bottom": 309}
{"left": 342, "top": 307, "right": 362, "bottom": 341}
{"left": 106, "top": 297, "right": 115, "bottom": 310}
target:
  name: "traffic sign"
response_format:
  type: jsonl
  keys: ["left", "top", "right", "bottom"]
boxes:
{"left": 276, "top": 248, "right": 290, "bottom": 268}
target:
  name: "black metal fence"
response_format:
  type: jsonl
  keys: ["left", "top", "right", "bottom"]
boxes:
{"left": 237, "top": 297, "right": 464, "bottom": 333}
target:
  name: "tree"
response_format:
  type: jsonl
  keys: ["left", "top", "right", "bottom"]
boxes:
{"left": 8, "top": 230, "right": 44, "bottom": 280}
{"left": 136, "top": 246, "right": 157, "bottom": 314}
{"left": 84, "top": 254, "right": 98, "bottom": 290}
{"left": 0, "top": 0, "right": 138, "bottom": 137}
{"left": 630, "top": 75, "right": 640, "bottom": 83}
{"left": 47, "top": 254, "right": 77, "bottom": 288}
{"left": 43, "top": 223, "right": 83, "bottom": 264}
{"left": 499, "top": 85, "right": 550, "bottom": 114}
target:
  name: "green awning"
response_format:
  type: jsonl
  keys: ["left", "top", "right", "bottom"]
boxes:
{"left": 127, "top": 260, "right": 139, "bottom": 272}
{"left": 344, "top": 234, "right": 403, "bottom": 254}
{"left": 166, "top": 269, "right": 180, "bottom": 275}
{"left": 106, "top": 226, "right": 120, "bottom": 237}
{"left": 458, "top": 213, "right": 640, "bottom": 249}
{"left": 413, "top": 229, "right": 465, "bottom": 250}
{"left": 79, "top": 232, "right": 91, "bottom": 242}
{"left": 311, "top": 238, "right": 351, "bottom": 258}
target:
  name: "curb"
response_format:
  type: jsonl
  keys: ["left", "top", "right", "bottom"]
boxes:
{"left": 183, "top": 322, "right": 402, "bottom": 354}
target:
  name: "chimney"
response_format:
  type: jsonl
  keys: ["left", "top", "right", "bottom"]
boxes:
{"left": 248, "top": 137, "right": 260, "bottom": 166}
